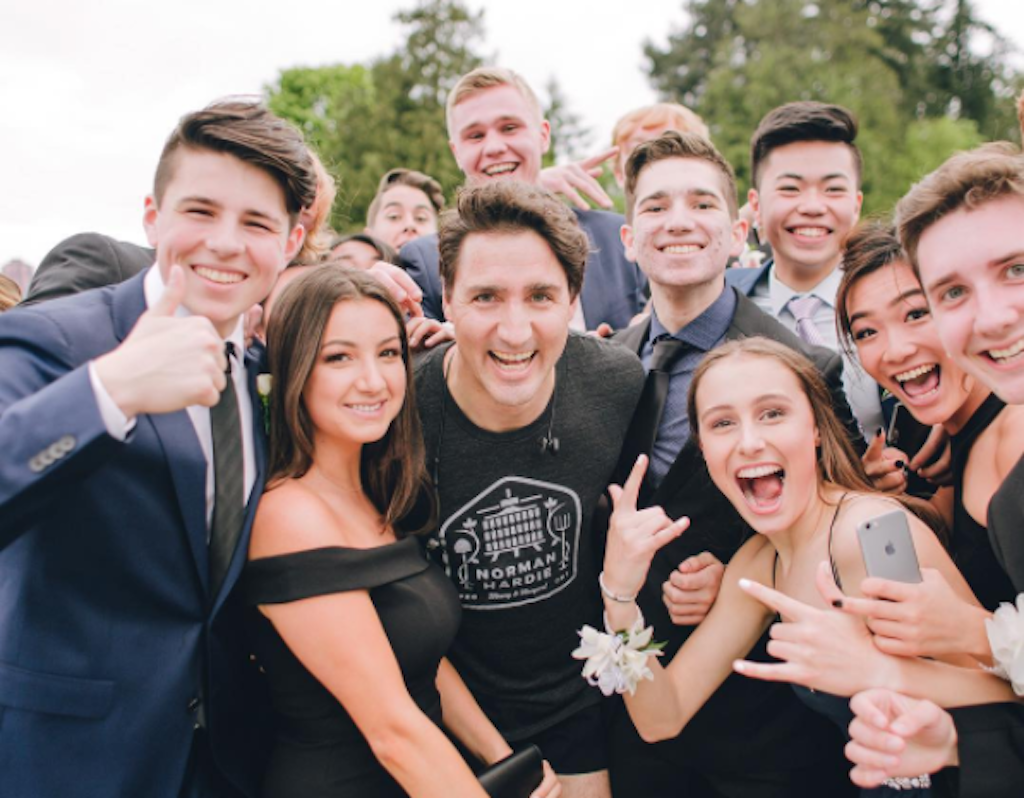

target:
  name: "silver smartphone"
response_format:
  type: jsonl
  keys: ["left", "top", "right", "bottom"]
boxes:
{"left": 856, "top": 509, "right": 922, "bottom": 583}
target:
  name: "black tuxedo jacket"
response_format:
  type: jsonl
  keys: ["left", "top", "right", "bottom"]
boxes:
{"left": 25, "top": 232, "right": 154, "bottom": 306}
{"left": 605, "top": 288, "right": 860, "bottom": 783}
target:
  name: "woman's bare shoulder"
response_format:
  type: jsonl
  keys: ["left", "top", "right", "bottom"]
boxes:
{"left": 251, "top": 479, "right": 341, "bottom": 559}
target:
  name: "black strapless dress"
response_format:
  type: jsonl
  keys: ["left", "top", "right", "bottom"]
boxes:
{"left": 243, "top": 536, "right": 462, "bottom": 798}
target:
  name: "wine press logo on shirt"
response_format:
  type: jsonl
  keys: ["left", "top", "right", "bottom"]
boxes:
{"left": 439, "top": 476, "right": 581, "bottom": 610}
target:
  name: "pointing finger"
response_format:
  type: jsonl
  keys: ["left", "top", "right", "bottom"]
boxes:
{"left": 739, "top": 577, "right": 813, "bottom": 621}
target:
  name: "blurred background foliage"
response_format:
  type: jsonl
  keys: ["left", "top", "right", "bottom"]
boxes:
{"left": 267, "top": 0, "right": 1022, "bottom": 230}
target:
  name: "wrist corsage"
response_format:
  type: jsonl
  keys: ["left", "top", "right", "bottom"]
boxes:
{"left": 985, "top": 593, "right": 1024, "bottom": 696}
{"left": 256, "top": 374, "right": 272, "bottom": 435}
{"left": 572, "top": 608, "right": 665, "bottom": 697}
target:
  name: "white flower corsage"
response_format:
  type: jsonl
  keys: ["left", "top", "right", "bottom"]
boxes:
{"left": 572, "top": 611, "right": 664, "bottom": 696}
{"left": 985, "top": 593, "right": 1024, "bottom": 696}
{"left": 256, "top": 374, "right": 272, "bottom": 435}
{"left": 736, "top": 246, "right": 766, "bottom": 270}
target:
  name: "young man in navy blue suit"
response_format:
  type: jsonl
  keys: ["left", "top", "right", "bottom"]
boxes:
{"left": 400, "top": 66, "right": 647, "bottom": 332}
{"left": 0, "top": 101, "right": 316, "bottom": 797}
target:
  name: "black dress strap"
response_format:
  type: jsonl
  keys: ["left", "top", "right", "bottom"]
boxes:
{"left": 243, "top": 535, "right": 430, "bottom": 605}
{"left": 826, "top": 492, "right": 850, "bottom": 593}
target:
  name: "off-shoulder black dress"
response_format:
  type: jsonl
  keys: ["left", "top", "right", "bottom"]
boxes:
{"left": 244, "top": 536, "right": 462, "bottom": 797}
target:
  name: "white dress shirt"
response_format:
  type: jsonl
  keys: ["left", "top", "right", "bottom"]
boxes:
{"left": 88, "top": 266, "right": 257, "bottom": 527}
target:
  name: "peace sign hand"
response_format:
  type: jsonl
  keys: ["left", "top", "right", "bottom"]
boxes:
{"left": 603, "top": 455, "right": 690, "bottom": 600}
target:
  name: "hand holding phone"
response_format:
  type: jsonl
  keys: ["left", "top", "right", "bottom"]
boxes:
{"left": 856, "top": 510, "right": 922, "bottom": 584}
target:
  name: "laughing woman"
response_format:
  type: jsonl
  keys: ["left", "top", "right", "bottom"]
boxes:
{"left": 831, "top": 222, "right": 1024, "bottom": 659}
{"left": 593, "top": 338, "right": 1013, "bottom": 795}
{"left": 244, "top": 268, "right": 558, "bottom": 798}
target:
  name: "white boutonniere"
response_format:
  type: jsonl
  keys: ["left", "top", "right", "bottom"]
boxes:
{"left": 256, "top": 374, "right": 272, "bottom": 435}
{"left": 986, "top": 593, "right": 1024, "bottom": 695}
{"left": 737, "top": 246, "right": 766, "bottom": 270}
{"left": 572, "top": 612, "right": 665, "bottom": 696}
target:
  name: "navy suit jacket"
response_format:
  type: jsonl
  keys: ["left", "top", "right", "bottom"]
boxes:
{"left": 0, "top": 270, "right": 270, "bottom": 797}
{"left": 723, "top": 260, "right": 770, "bottom": 296}
{"left": 399, "top": 208, "right": 646, "bottom": 331}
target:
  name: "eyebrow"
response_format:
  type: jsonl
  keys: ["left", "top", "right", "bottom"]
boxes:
{"left": 177, "top": 195, "right": 280, "bottom": 224}
{"left": 700, "top": 392, "right": 793, "bottom": 417}
{"left": 460, "top": 114, "right": 526, "bottom": 133}
{"left": 638, "top": 187, "right": 723, "bottom": 205}
{"left": 848, "top": 287, "right": 925, "bottom": 325}
{"left": 922, "top": 251, "right": 1024, "bottom": 294}
{"left": 321, "top": 334, "right": 401, "bottom": 349}
{"left": 773, "top": 172, "right": 851, "bottom": 183}
{"left": 383, "top": 200, "right": 433, "bottom": 213}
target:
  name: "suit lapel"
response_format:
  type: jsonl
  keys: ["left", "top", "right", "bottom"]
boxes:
{"left": 211, "top": 350, "right": 268, "bottom": 614}
{"left": 149, "top": 412, "right": 210, "bottom": 588}
{"left": 110, "top": 271, "right": 210, "bottom": 587}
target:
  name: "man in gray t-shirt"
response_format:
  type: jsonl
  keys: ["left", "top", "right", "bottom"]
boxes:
{"left": 416, "top": 180, "right": 643, "bottom": 798}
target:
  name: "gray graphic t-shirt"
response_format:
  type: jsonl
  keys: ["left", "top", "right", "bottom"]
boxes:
{"left": 416, "top": 334, "right": 643, "bottom": 739}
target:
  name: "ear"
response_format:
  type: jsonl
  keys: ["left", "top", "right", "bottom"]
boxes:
{"left": 620, "top": 223, "right": 637, "bottom": 264}
{"left": 441, "top": 283, "right": 451, "bottom": 321}
{"left": 728, "top": 216, "right": 750, "bottom": 259}
{"left": 539, "top": 119, "right": 552, "bottom": 155}
{"left": 748, "top": 187, "right": 761, "bottom": 228}
{"left": 813, "top": 423, "right": 821, "bottom": 449}
{"left": 283, "top": 223, "right": 305, "bottom": 265}
{"left": 854, "top": 189, "right": 864, "bottom": 220}
{"left": 142, "top": 195, "right": 160, "bottom": 247}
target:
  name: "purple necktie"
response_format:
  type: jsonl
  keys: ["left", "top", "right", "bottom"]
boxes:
{"left": 787, "top": 295, "right": 826, "bottom": 347}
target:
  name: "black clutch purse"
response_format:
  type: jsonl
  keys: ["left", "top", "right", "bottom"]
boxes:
{"left": 477, "top": 745, "right": 544, "bottom": 798}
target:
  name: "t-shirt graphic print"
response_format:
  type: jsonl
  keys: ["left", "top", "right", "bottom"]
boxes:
{"left": 439, "top": 475, "right": 581, "bottom": 610}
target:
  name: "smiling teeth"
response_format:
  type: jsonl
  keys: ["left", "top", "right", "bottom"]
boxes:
{"left": 792, "top": 227, "right": 828, "bottom": 238}
{"left": 895, "top": 364, "right": 936, "bottom": 383}
{"left": 194, "top": 266, "right": 243, "bottom": 284}
{"left": 736, "top": 465, "right": 782, "bottom": 479}
{"left": 349, "top": 403, "right": 384, "bottom": 412}
{"left": 484, "top": 163, "right": 517, "bottom": 176}
{"left": 663, "top": 244, "right": 702, "bottom": 254}
{"left": 989, "top": 339, "right": 1024, "bottom": 361}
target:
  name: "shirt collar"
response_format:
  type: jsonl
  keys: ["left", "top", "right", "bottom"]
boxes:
{"left": 143, "top": 265, "right": 246, "bottom": 357}
{"left": 766, "top": 261, "right": 842, "bottom": 318}
{"left": 649, "top": 284, "right": 737, "bottom": 353}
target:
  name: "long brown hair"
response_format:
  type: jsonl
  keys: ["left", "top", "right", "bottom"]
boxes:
{"left": 265, "top": 266, "right": 434, "bottom": 536}
{"left": 687, "top": 337, "right": 945, "bottom": 534}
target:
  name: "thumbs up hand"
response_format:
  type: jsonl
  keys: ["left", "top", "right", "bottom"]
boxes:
{"left": 94, "top": 265, "right": 228, "bottom": 418}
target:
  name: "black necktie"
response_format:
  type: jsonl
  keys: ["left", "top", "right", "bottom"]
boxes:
{"left": 208, "top": 343, "right": 245, "bottom": 598}
{"left": 616, "top": 337, "right": 687, "bottom": 486}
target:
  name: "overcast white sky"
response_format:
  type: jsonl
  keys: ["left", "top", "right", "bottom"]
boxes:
{"left": 2, "top": 0, "right": 1022, "bottom": 267}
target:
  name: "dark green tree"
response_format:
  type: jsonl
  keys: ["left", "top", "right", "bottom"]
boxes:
{"left": 646, "top": 0, "right": 1021, "bottom": 212}
{"left": 266, "top": 0, "right": 485, "bottom": 232}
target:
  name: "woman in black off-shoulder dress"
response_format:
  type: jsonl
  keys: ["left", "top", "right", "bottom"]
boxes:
{"left": 245, "top": 267, "right": 558, "bottom": 798}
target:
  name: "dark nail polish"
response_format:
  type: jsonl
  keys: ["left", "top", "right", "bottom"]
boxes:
{"left": 894, "top": 460, "right": 905, "bottom": 470}
{"left": 831, "top": 599, "right": 843, "bottom": 609}
{"left": 876, "top": 427, "right": 885, "bottom": 437}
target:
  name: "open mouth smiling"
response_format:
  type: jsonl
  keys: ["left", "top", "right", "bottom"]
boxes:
{"left": 193, "top": 265, "right": 245, "bottom": 285}
{"left": 483, "top": 163, "right": 519, "bottom": 177}
{"left": 985, "top": 338, "right": 1024, "bottom": 366}
{"left": 736, "top": 464, "right": 785, "bottom": 514}
{"left": 892, "top": 363, "right": 941, "bottom": 401}
{"left": 490, "top": 350, "right": 535, "bottom": 372}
